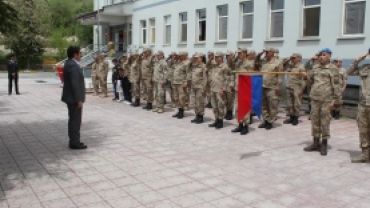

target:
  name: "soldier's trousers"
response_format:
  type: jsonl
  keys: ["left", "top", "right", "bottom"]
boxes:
{"left": 234, "top": 90, "right": 250, "bottom": 125}
{"left": 184, "top": 87, "right": 189, "bottom": 105}
{"left": 154, "top": 82, "right": 165, "bottom": 109}
{"left": 286, "top": 88, "right": 302, "bottom": 117}
{"left": 98, "top": 77, "right": 107, "bottom": 96}
{"left": 173, "top": 84, "right": 186, "bottom": 109}
{"left": 131, "top": 82, "right": 140, "bottom": 99}
{"left": 192, "top": 88, "right": 205, "bottom": 115}
{"left": 206, "top": 84, "right": 211, "bottom": 104}
{"left": 92, "top": 76, "right": 99, "bottom": 94}
{"left": 311, "top": 100, "right": 332, "bottom": 140}
{"left": 334, "top": 95, "right": 343, "bottom": 111}
{"left": 357, "top": 104, "right": 370, "bottom": 148}
{"left": 225, "top": 91, "right": 235, "bottom": 111}
{"left": 262, "top": 88, "right": 279, "bottom": 123}
{"left": 141, "top": 79, "right": 153, "bottom": 103}
{"left": 211, "top": 91, "right": 225, "bottom": 119}
{"left": 167, "top": 81, "right": 175, "bottom": 104}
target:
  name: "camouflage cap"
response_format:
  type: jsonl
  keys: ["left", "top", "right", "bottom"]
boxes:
{"left": 214, "top": 51, "right": 224, "bottom": 57}
{"left": 156, "top": 50, "right": 164, "bottom": 56}
{"left": 170, "top": 52, "right": 178, "bottom": 56}
{"left": 207, "top": 51, "right": 214, "bottom": 55}
{"left": 131, "top": 52, "right": 139, "bottom": 56}
{"left": 179, "top": 51, "right": 188, "bottom": 56}
{"left": 291, "top": 53, "right": 302, "bottom": 58}
{"left": 143, "top": 48, "right": 152, "bottom": 52}
{"left": 264, "top": 48, "right": 275, "bottom": 53}
{"left": 274, "top": 48, "right": 280, "bottom": 53}
{"left": 238, "top": 47, "right": 248, "bottom": 53}
{"left": 122, "top": 53, "right": 128, "bottom": 57}
{"left": 333, "top": 57, "right": 342, "bottom": 61}
{"left": 226, "top": 50, "right": 234, "bottom": 56}
{"left": 194, "top": 52, "right": 204, "bottom": 58}
{"left": 247, "top": 49, "right": 256, "bottom": 55}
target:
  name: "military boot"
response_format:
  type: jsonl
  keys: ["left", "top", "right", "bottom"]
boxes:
{"left": 146, "top": 103, "right": 153, "bottom": 110}
{"left": 250, "top": 114, "right": 253, "bottom": 124}
{"left": 177, "top": 108, "right": 184, "bottom": 119}
{"left": 215, "top": 119, "right": 224, "bottom": 129}
{"left": 305, "top": 104, "right": 311, "bottom": 115}
{"left": 320, "top": 139, "right": 328, "bottom": 156}
{"left": 142, "top": 104, "right": 148, "bottom": 109}
{"left": 231, "top": 123, "right": 243, "bottom": 133}
{"left": 206, "top": 103, "right": 212, "bottom": 108}
{"left": 304, "top": 137, "right": 320, "bottom": 152}
{"left": 225, "top": 111, "right": 233, "bottom": 120}
{"left": 292, "top": 116, "right": 299, "bottom": 126}
{"left": 157, "top": 108, "right": 164, "bottom": 113}
{"left": 191, "top": 115, "right": 199, "bottom": 123}
{"left": 172, "top": 109, "right": 180, "bottom": 118}
{"left": 152, "top": 108, "right": 159, "bottom": 112}
{"left": 258, "top": 121, "right": 267, "bottom": 128}
{"left": 283, "top": 116, "right": 293, "bottom": 124}
{"left": 133, "top": 99, "right": 140, "bottom": 107}
{"left": 265, "top": 122, "right": 273, "bottom": 130}
{"left": 195, "top": 115, "right": 204, "bottom": 124}
{"left": 351, "top": 148, "right": 370, "bottom": 163}
{"left": 335, "top": 111, "right": 340, "bottom": 120}
{"left": 240, "top": 125, "right": 249, "bottom": 135}
{"left": 209, "top": 119, "right": 218, "bottom": 128}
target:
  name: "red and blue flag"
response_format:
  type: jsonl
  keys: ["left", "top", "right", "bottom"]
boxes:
{"left": 237, "top": 74, "right": 263, "bottom": 122}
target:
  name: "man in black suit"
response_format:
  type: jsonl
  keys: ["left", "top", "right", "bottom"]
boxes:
{"left": 7, "top": 54, "right": 20, "bottom": 95}
{"left": 61, "top": 46, "right": 87, "bottom": 150}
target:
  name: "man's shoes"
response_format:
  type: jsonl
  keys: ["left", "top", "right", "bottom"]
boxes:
{"left": 283, "top": 116, "right": 293, "bottom": 124}
{"left": 177, "top": 109, "right": 184, "bottom": 119}
{"left": 215, "top": 119, "right": 223, "bottom": 129}
{"left": 112, "top": 98, "right": 118, "bottom": 101}
{"left": 146, "top": 103, "right": 153, "bottom": 110}
{"left": 69, "top": 143, "right": 87, "bottom": 150}
{"left": 8, "top": 93, "right": 11, "bottom": 96}
{"left": 240, "top": 125, "right": 249, "bottom": 135}
{"left": 157, "top": 108, "right": 164, "bottom": 113}
{"left": 292, "top": 116, "right": 299, "bottom": 126}
{"left": 191, "top": 115, "right": 199, "bottom": 123}
{"left": 265, "top": 122, "right": 273, "bottom": 130}
{"left": 172, "top": 110, "right": 180, "bottom": 118}
{"left": 224, "top": 111, "right": 233, "bottom": 120}
{"left": 258, "top": 121, "right": 267, "bottom": 128}
{"left": 209, "top": 119, "right": 218, "bottom": 128}
{"left": 16, "top": 93, "right": 20, "bottom": 95}
{"left": 152, "top": 108, "right": 159, "bottom": 112}
{"left": 195, "top": 115, "right": 204, "bottom": 124}
{"left": 231, "top": 123, "right": 243, "bottom": 133}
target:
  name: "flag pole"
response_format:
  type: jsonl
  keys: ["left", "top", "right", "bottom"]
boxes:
{"left": 233, "top": 70, "right": 303, "bottom": 75}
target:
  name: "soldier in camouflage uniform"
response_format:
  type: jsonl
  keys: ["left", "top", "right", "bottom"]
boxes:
{"left": 172, "top": 52, "right": 189, "bottom": 119}
{"left": 304, "top": 52, "right": 321, "bottom": 117}
{"left": 348, "top": 52, "right": 370, "bottom": 163}
{"left": 224, "top": 50, "right": 237, "bottom": 120}
{"left": 184, "top": 54, "right": 193, "bottom": 110}
{"left": 205, "top": 51, "right": 216, "bottom": 108}
{"left": 231, "top": 47, "right": 256, "bottom": 135}
{"left": 255, "top": 48, "right": 283, "bottom": 130}
{"left": 97, "top": 54, "right": 109, "bottom": 97}
{"left": 282, "top": 53, "right": 306, "bottom": 126}
{"left": 332, "top": 58, "right": 347, "bottom": 120}
{"left": 190, "top": 53, "right": 208, "bottom": 124}
{"left": 91, "top": 56, "right": 100, "bottom": 96}
{"left": 152, "top": 51, "right": 168, "bottom": 113}
{"left": 167, "top": 53, "right": 178, "bottom": 108}
{"left": 302, "top": 48, "right": 340, "bottom": 156}
{"left": 139, "top": 48, "right": 155, "bottom": 110}
{"left": 208, "top": 52, "right": 230, "bottom": 129}
{"left": 129, "top": 53, "right": 141, "bottom": 107}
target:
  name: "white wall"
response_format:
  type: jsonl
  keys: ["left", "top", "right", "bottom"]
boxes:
{"left": 130, "top": 0, "right": 370, "bottom": 60}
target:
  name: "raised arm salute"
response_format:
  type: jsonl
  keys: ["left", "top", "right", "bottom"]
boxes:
{"left": 347, "top": 52, "right": 370, "bottom": 163}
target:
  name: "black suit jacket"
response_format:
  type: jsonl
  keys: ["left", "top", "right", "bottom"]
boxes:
{"left": 61, "top": 59, "right": 86, "bottom": 104}
{"left": 7, "top": 60, "right": 17, "bottom": 74}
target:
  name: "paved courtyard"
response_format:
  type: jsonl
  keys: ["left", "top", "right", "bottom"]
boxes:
{"left": 0, "top": 72, "right": 369, "bottom": 208}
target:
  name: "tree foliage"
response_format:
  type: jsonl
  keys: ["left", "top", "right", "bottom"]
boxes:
{"left": 0, "top": 0, "right": 19, "bottom": 35}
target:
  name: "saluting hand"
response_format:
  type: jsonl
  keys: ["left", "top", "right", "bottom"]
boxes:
{"left": 357, "top": 53, "right": 368, "bottom": 62}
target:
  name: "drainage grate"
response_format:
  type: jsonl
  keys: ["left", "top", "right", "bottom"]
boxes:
{"left": 35, "top": 80, "right": 47, "bottom": 83}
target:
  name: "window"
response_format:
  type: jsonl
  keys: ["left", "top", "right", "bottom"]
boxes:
{"left": 303, "top": 0, "right": 321, "bottom": 37}
{"left": 343, "top": 0, "right": 366, "bottom": 35}
{"left": 180, "top": 13, "right": 187, "bottom": 43}
{"left": 128, "top": 23, "right": 132, "bottom": 45}
{"left": 150, "top": 19, "right": 155, "bottom": 44}
{"left": 197, "top": 9, "right": 206, "bottom": 42}
{"left": 269, "top": 0, "right": 284, "bottom": 38}
{"left": 241, "top": 1, "right": 254, "bottom": 39}
{"left": 164, "top": 16, "right": 171, "bottom": 44}
{"left": 217, "top": 5, "right": 228, "bottom": 40}
{"left": 140, "top": 20, "right": 147, "bottom": 45}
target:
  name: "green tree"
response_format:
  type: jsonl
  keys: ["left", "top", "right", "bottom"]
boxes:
{"left": 0, "top": 0, "right": 19, "bottom": 35}
{"left": 49, "top": 29, "right": 69, "bottom": 61}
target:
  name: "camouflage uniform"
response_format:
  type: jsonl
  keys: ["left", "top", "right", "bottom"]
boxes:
{"left": 304, "top": 58, "right": 320, "bottom": 117}
{"left": 97, "top": 60, "right": 109, "bottom": 97}
{"left": 153, "top": 56, "right": 168, "bottom": 112}
{"left": 334, "top": 67, "right": 347, "bottom": 111}
{"left": 130, "top": 56, "right": 141, "bottom": 106}
{"left": 91, "top": 61, "right": 99, "bottom": 95}
{"left": 283, "top": 54, "right": 306, "bottom": 125}
{"left": 256, "top": 49, "right": 283, "bottom": 129}
{"left": 190, "top": 55, "right": 207, "bottom": 124}
{"left": 304, "top": 62, "right": 340, "bottom": 156}
{"left": 205, "top": 52, "right": 216, "bottom": 107}
{"left": 167, "top": 54, "right": 177, "bottom": 108}
{"left": 348, "top": 59, "right": 370, "bottom": 162}
{"left": 209, "top": 52, "right": 230, "bottom": 129}
{"left": 172, "top": 52, "right": 189, "bottom": 118}
{"left": 140, "top": 53, "right": 155, "bottom": 109}
{"left": 184, "top": 58, "right": 192, "bottom": 110}
{"left": 225, "top": 51, "right": 237, "bottom": 120}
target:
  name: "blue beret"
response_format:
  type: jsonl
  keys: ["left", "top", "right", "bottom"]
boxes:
{"left": 320, "top": 48, "right": 332, "bottom": 54}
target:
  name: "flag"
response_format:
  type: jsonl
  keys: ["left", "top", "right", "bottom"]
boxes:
{"left": 238, "top": 74, "right": 263, "bottom": 122}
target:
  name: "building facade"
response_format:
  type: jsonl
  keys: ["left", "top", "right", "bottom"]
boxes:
{"left": 78, "top": 0, "right": 369, "bottom": 95}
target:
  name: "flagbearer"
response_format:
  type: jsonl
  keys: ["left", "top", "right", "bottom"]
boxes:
{"left": 208, "top": 52, "right": 230, "bottom": 129}
{"left": 256, "top": 48, "right": 284, "bottom": 130}
{"left": 231, "top": 47, "right": 256, "bottom": 135}
{"left": 282, "top": 53, "right": 306, "bottom": 125}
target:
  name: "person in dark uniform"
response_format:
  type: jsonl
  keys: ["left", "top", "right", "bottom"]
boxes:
{"left": 61, "top": 46, "right": 87, "bottom": 150}
{"left": 7, "top": 53, "right": 20, "bottom": 95}
{"left": 111, "top": 59, "right": 121, "bottom": 101}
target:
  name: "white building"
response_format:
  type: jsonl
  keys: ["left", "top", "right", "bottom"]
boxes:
{"left": 78, "top": 0, "right": 369, "bottom": 98}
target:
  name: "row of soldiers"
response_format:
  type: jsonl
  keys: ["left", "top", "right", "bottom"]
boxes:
{"left": 113, "top": 47, "right": 370, "bottom": 163}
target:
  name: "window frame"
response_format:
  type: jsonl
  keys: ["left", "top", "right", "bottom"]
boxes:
{"left": 301, "top": 0, "right": 321, "bottom": 37}
{"left": 140, "top": 20, "right": 147, "bottom": 45}
{"left": 216, "top": 4, "right": 228, "bottom": 41}
{"left": 268, "top": 0, "right": 284, "bottom": 39}
{"left": 179, "top": 12, "right": 188, "bottom": 43}
{"left": 128, "top": 23, "right": 132, "bottom": 46}
{"left": 164, "top": 15, "right": 172, "bottom": 45}
{"left": 341, "top": 0, "right": 366, "bottom": 36}
{"left": 149, "top": 18, "right": 156, "bottom": 45}
{"left": 196, "top": 9, "right": 207, "bottom": 43}
{"left": 240, "top": 0, "right": 254, "bottom": 40}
